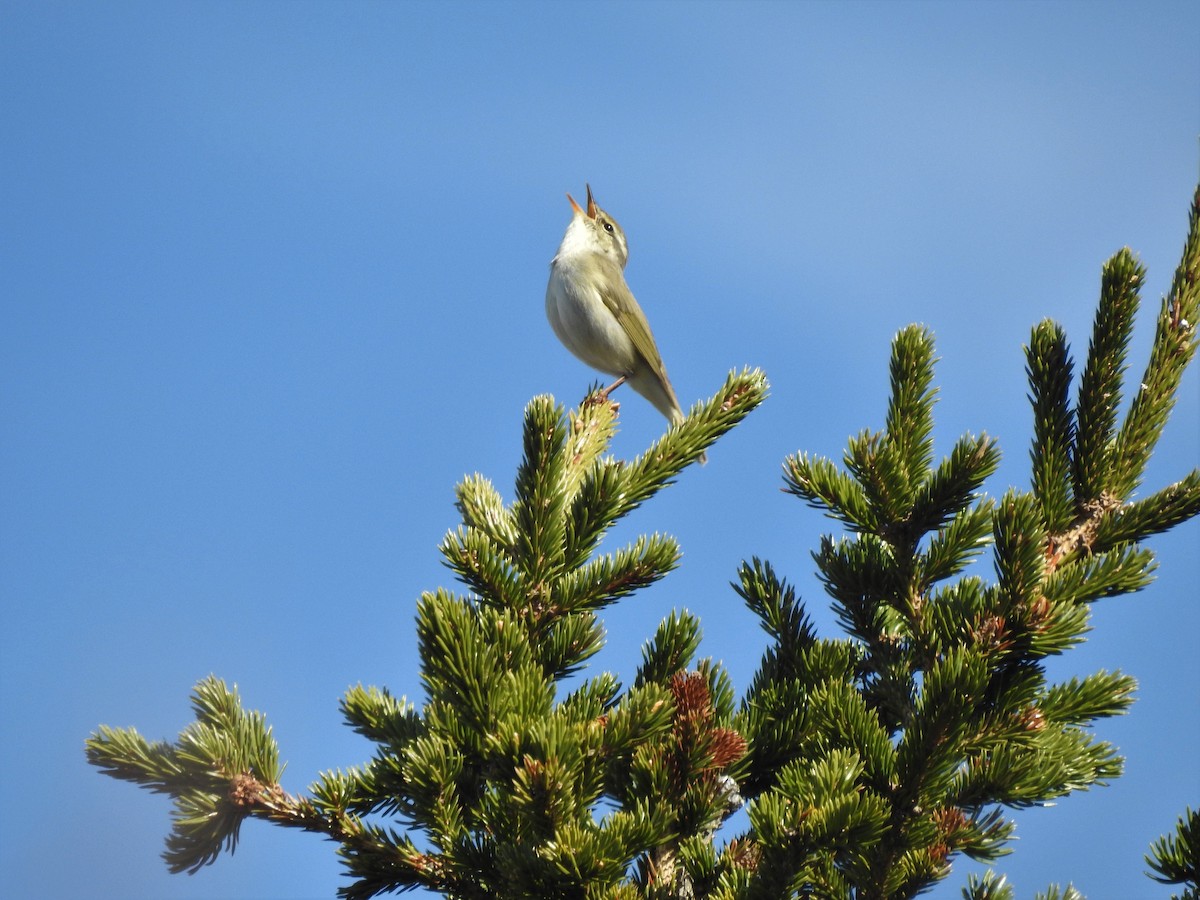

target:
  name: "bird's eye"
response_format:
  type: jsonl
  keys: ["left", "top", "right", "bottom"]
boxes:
{"left": 603, "top": 222, "right": 614, "bottom": 233}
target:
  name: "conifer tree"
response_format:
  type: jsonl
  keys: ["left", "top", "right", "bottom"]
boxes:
{"left": 88, "top": 186, "right": 1200, "bottom": 899}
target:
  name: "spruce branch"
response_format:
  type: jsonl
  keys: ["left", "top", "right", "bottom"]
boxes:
{"left": 885, "top": 325, "right": 938, "bottom": 490}
{"left": 962, "top": 871, "right": 1014, "bottom": 900}
{"left": 908, "top": 434, "right": 1000, "bottom": 542}
{"left": 1031, "top": 193, "right": 1200, "bottom": 580}
{"left": 1035, "top": 886, "right": 1086, "bottom": 900}
{"left": 918, "top": 501, "right": 994, "bottom": 589}
{"left": 783, "top": 452, "right": 875, "bottom": 531}
{"left": 1038, "top": 671, "right": 1136, "bottom": 726}
{"left": 1073, "top": 248, "right": 1143, "bottom": 504}
{"left": 1091, "top": 469, "right": 1200, "bottom": 548}
{"left": 557, "top": 532, "right": 682, "bottom": 613}
{"left": 733, "top": 557, "right": 818, "bottom": 656}
{"left": 1146, "top": 807, "right": 1200, "bottom": 897}
{"left": 1025, "top": 320, "right": 1076, "bottom": 532}
{"left": 1111, "top": 188, "right": 1200, "bottom": 499}
{"left": 455, "top": 473, "right": 519, "bottom": 549}
{"left": 86, "top": 677, "right": 359, "bottom": 876}
{"left": 636, "top": 609, "right": 704, "bottom": 687}
{"left": 564, "top": 369, "right": 768, "bottom": 569}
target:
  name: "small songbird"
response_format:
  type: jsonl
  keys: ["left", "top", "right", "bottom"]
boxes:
{"left": 546, "top": 185, "right": 700, "bottom": 458}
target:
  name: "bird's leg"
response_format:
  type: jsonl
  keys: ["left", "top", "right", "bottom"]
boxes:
{"left": 583, "top": 375, "right": 627, "bottom": 413}
{"left": 600, "top": 375, "right": 627, "bottom": 398}
{"left": 595, "top": 374, "right": 628, "bottom": 411}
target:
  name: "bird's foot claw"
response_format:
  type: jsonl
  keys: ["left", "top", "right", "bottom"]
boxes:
{"left": 584, "top": 391, "right": 619, "bottom": 413}
{"left": 584, "top": 375, "right": 627, "bottom": 411}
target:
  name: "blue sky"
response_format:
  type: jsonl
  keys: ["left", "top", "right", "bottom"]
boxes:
{"left": 2, "top": 2, "right": 1197, "bottom": 898}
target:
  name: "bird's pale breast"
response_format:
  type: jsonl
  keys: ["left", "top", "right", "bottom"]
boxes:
{"left": 546, "top": 257, "right": 638, "bottom": 377}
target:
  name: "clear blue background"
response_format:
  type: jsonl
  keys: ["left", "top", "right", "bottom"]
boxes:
{"left": 2, "top": 2, "right": 1197, "bottom": 898}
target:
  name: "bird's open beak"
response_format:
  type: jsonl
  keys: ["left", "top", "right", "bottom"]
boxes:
{"left": 566, "top": 186, "right": 599, "bottom": 219}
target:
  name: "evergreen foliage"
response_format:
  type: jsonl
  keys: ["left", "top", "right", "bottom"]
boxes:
{"left": 87, "top": 187, "right": 1200, "bottom": 898}
{"left": 1146, "top": 807, "right": 1200, "bottom": 900}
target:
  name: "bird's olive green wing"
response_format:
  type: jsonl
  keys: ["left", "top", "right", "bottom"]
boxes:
{"left": 597, "top": 269, "right": 680, "bottom": 397}
{"left": 598, "top": 278, "right": 662, "bottom": 367}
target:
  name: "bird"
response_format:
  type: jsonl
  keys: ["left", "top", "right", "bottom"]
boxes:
{"left": 545, "top": 184, "right": 702, "bottom": 461}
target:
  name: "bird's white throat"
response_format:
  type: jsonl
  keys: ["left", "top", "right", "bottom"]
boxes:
{"left": 553, "top": 215, "right": 599, "bottom": 261}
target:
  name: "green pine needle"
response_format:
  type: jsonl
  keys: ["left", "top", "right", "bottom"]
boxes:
{"left": 1073, "top": 249, "right": 1144, "bottom": 503}
{"left": 1026, "top": 320, "right": 1077, "bottom": 532}
{"left": 1146, "top": 806, "right": 1200, "bottom": 889}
